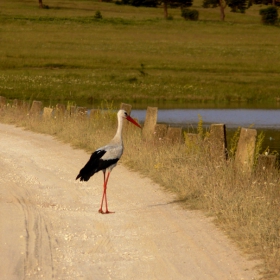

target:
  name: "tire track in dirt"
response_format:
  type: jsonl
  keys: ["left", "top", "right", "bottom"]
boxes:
{"left": 1, "top": 158, "right": 55, "bottom": 279}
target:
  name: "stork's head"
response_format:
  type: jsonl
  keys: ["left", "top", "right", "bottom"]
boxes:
{"left": 118, "top": 109, "right": 141, "bottom": 128}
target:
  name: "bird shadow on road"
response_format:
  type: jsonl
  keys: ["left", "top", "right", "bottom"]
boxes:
{"left": 116, "top": 197, "right": 191, "bottom": 213}
{"left": 146, "top": 197, "right": 189, "bottom": 209}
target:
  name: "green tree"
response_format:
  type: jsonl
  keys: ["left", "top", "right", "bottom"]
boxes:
{"left": 118, "top": 0, "right": 193, "bottom": 18}
{"left": 251, "top": 0, "right": 280, "bottom": 5}
{"left": 202, "top": 0, "right": 227, "bottom": 19}
{"left": 219, "top": 0, "right": 227, "bottom": 20}
{"left": 228, "top": 0, "right": 250, "bottom": 13}
{"left": 38, "top": 0, "right": 48, "bottom": 8}
{"left": 161, "top": 0, "right": 193, "bottom": 18}
{"left": 203, "top": 0, "right": 250, "bottom": 20}
{"left": 131, "top": 0, "right": 158, "bottom": 6}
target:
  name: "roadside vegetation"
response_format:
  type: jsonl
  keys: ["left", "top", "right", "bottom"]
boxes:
{"left": 0, "top": 0, "right": 280, "bottom": 108}
{"left": 1, "top": 104, "right": 280, "bottom": 279}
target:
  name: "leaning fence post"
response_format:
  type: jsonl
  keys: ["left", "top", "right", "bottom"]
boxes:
{"left": 154, "top": 124, "right": 168, "bottom": 141}
{"left": 235, "top": 127, "right": 257, "bottom": 172}
{"left": 12, "top": 99, "right": 22, "bottom": 108}
{"left": 43, "top": 107, "right": 53, "bottom": 119}
{"left": 22, "top": 101, "right": 30, "bottom": 113}
{"left": 30, "top": 100, "right": 42, "bottom": 116}
{"left": 120, "top": 103, "right": 132, "bottom": 115}
{"left": 165, "top": 127, "right": 184, "bottom": 144}
{"left": 55, "top": 103, "right": 66, "bottom": 118}
{"left": 208, "top": 124, "right": 227, "bottom": 161}
{"left": 142, "top": 107, "right": 158, "bottom": 141}
{"left": 0, "top": 96, "right": 6, "bottom": 109}
{"left": 120, "top": 103, "right": 133, "bottom": 131}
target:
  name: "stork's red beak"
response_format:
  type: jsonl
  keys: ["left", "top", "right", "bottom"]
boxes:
{"left": 126, "top": 115, "right": 141, "bottom": 128}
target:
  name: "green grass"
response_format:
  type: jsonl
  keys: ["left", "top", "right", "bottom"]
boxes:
{"left": 0, "top": 0, "right": 280, "bottom": 107}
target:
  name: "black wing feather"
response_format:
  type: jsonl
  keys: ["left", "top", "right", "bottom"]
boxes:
{"left": 76, "top": 150, "right": 105, "bottom": 181}
{"left": 97, "top": 158, "right": 120, "bottom": 173}
{"left": 76, "top": 150, "right": 119, "bottom": 181}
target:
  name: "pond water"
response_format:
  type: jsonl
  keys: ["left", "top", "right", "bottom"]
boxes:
{"left": 131, "top": 108, "right": 280, "bottom": 154}
{"left": 132, "top": 109, "right": 280, "bottom": 129}
{"left": 50, "top": 99, "right": 280, "bottom": 154}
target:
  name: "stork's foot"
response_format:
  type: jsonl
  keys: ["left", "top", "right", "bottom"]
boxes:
{"left": 98, "top": 209, "right": 115, "bottom": 214}
{"left": 104, "top": 210, "right": 115, "bottom": 214}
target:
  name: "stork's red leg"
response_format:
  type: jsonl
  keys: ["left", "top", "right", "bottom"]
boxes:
{"left": 103, "top": 172, "right": 114, "bottom": 214}
{"left": 98, "top": 171, "right": 114, "bottom": 214}
{"left": 98, "top": 171, "right": 106, "bottom": 213}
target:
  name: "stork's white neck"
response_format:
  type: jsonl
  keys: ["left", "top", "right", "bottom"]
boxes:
{"left": 112, "top": 113, "right": 124, "bottom": 143}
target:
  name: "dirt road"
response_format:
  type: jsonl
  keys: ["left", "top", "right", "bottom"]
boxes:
{"left": 0, "top": 123, "right": 259, "bottom": 280}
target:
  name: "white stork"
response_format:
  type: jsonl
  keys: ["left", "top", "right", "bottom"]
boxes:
{"left": 76, "top": 109, "right": 141, "bottom": 214}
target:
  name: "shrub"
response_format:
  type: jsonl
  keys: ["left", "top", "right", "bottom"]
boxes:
{"left": 228, "top": 0, "right": 250, "bottom": 13}
{"left": 181, "top": 8, "right": 199, "bottom": 20}
{"left": 94, "top": 11, "right": 103, "bottom": 20}
{"left": 202, "top": 0, "right": 218, "bottom": 8}
{"left": 259, "top": 6, "right": 278, "bottom": 25}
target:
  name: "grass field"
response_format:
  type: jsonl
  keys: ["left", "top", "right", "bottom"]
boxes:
{"left": 0, "top": 0, "right": 280, "bottom": 107}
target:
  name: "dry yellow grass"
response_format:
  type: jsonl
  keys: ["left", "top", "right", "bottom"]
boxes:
{"left": 1, "top": 105, "right": 280, "bottom": 278}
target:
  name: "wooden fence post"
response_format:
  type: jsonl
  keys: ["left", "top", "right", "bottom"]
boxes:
{"left": 43, "top": 107, "right": 53, "bottom": 119}
{"left": 30, "top": 100, "right": 42, "bottom": 116}
{"left": 12, "top": 99, "right": 23, "bottom": 108}
{"left": 120, "top": 103, "right": 133, "bottom": 131}
{"left": 55, "top": 104, "right": 66, "bottom": 118}
{"left": 0, "top": 96, "right": 6, "bottom": 109}
{"left": 154, "top": 124, "right": 168, "bottom": 141}
{"left": 165, "top": 127, "right": 183, "bottom": 144}
{"left": 208, "top": 124, "right": 227, "bottom": 161}
{"left": 235, "top": 128, "right": 257, "bottom": 172}
{"left": 120, "top": 103, "right": 132, "bottom": 115}
{"left": 142, "top": 107, "right": 158, "bottom": 141}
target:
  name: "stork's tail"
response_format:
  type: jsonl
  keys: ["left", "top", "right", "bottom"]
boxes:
{"left": 76, "top": 150, "right": 107, "bottom": 182}
{"left": 76, "top": 171, "right": 90, "bottom": 181}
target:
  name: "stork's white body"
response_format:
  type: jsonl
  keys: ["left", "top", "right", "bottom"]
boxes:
{"left": 97, "top": 111, "right": 125, "bottom": 171}
{"left": 76, "top": 109, "right": 141, "bottom": 214}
